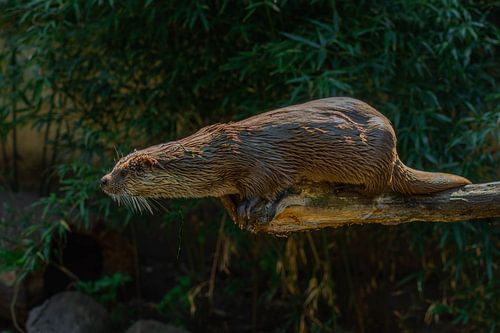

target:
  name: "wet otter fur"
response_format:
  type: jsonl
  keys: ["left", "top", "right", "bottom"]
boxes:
{"left": 101, "top": 97, "right": 471, "bottom": 220}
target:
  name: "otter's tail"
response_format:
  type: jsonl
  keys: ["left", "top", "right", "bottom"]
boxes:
{"left": 391, "top": 159, "right": 471, "bottom": 195}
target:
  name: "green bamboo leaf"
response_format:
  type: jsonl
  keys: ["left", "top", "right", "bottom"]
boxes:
{"left": 281, "top": 32, "right": 320, "bottom": 48}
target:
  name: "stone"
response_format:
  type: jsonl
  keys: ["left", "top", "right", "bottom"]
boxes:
{"left": 125, "top": 320, "right": 190, "bottom": 333}
{"left": 26, "top": 291, "right": 111, "bottom": 333}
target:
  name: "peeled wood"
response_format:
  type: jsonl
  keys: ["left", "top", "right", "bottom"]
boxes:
{"left": 237, "top": 181, "right": 500, "bottom": 234}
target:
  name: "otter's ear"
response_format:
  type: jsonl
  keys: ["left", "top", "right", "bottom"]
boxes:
{"left": 138, "top": 155, "right": 158, "bottom": 169}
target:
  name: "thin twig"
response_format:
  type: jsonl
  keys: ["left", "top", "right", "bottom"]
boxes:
{"left": 10, "top": 280, "right": 25, "bottom": 333}
{"left": 208, "top": 213, "right": 226, "bottom": 304}
{"left": 10, "top": 47, "right": 19, "bottom": 192}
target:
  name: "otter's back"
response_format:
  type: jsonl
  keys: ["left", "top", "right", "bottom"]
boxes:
{"left": 231, "top": 97, "right": 397, "bottom": 193}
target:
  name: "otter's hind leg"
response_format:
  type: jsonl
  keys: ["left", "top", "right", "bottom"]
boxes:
{"left": 360, "top": 164, "right": 394, "bottom": 196}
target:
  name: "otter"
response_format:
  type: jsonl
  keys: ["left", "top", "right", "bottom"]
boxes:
{"left": 101, "top": 97, "right": 471, "bottom": 222}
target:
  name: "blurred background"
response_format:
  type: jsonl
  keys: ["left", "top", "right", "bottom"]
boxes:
{"left": 0, "top": 1, "right": 499, "bottom": 332}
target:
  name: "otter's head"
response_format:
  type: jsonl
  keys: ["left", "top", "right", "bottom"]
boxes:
{"left": 101, "top": 152, "right": 163, "bottom": 213}
{"left": 101, "top": 142, "right": 217, "bottom": 213}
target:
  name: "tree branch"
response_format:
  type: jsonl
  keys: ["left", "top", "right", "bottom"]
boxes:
{"left": 238, "top": 182, "right": 500, "bottom": 234}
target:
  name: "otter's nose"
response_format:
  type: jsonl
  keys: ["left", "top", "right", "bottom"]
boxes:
{"left": 100, "top": 176, "right": 109, "bottom": 187}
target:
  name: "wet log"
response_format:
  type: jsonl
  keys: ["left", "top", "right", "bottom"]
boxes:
{"left": 236, "top": 181, "right": 500, "bottom": 234}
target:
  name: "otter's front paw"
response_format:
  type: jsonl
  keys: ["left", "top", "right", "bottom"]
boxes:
{"left": 236, "top": 197, "right": 266, "bottom": 229}
{"left": 236, "top": 197, "right": 277, "bottom": 230}
{"left": 237, "top": 197, "right": 261, "bottom": 228}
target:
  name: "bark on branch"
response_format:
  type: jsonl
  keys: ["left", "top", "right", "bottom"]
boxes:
{"left": 236, "top": 181, "right": 500, "bottom": 234}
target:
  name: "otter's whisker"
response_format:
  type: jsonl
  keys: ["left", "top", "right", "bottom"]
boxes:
{"left": 135, "top": 197, "right": 142, "bottom": 212}
{"left": 137, "top": 196, "right": 153, "bottom": 215}
{"left": 143, "top": 198, "right": 152, "bottom": 214}
{"left": 125, "top": 195, "right": 133, "bottom": 211}
{"left": 132, "top": 196, "right": 140, "bottom": 213}
{"left": 149, "top": 197, "right": 167, "bottom": 212}
{"left": 134, "top": 196, "right": 145, "bottom": 214}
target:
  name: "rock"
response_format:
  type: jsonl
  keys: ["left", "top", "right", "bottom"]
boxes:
{"left": 26, "top": 291, "right": 111, "bottom": 333}
{"left": 125, "top": 320, "right": 190, "bottom": 333}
